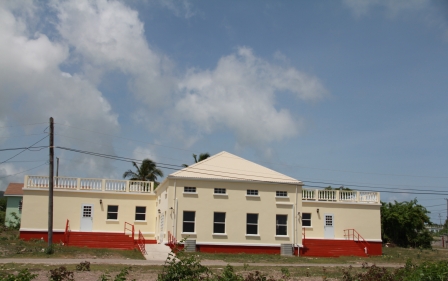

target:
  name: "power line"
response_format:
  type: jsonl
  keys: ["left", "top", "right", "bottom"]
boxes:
{"left": 0, "top": 133, "right": 47, "bottom": 139}
{"left": 0, "top": 135, "right": 49, "bottom": 165}
{"left": 0, "top": 162, "right": 48, "bottom": 179}
{"left": 55, "top": 146, "right": 448, "bottom": 196}
{"left": 0, "top": 146, "right": 48, "bottom": 152}
{"left": 0, "top": 122, "right": 48, "bottom": 128}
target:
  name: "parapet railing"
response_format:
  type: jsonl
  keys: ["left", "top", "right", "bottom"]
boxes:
{"left": 24, "top": 175, "right": 154, "bottom": 194}
{"left": 302, "top": 189, "right": 380, "bottom": 204}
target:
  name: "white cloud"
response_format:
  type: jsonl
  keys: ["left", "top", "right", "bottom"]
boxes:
{"left": 53, "top": 0, "right": 175, "bottom": 108}
{"left": 0, "top": 164, "right": 25, "bottom": 191}
{"left": 175, "top": 47, "right": 327, "bottom": 146}
{"left": 156, "top": 0, "right": 195, "bottom": 19}
{"left": 132, "top": 146, "right": 158, "bottom": 162}
{"left": 343, "top": 0, "right": 430, "bottom": 17}
{"left": 0, "top": 2, "right": 120, "bottom": 179}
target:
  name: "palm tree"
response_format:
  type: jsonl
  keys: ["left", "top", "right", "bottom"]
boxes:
{"left": 123, "top": 159, "right": 164, "bottom": 183}
{"left": 182, "top": 152, "right": 211, "bottom": 167}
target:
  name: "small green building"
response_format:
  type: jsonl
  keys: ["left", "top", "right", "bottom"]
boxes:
{"left": 4, "top": 183, "right": 23, "bottom": 227}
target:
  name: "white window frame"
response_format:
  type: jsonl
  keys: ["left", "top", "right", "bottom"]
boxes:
{"left": 302, "top": 213, "right": 312, "bottom": 227}
{"left": 135, "top": 206, "right": 146, "bottom": 221}
{"left": 246, "top": 189, "right": 259, "bottom": 196}
{"left": 246, "top": 213, "right": 258, "bottom": 235}
{"left": 182, "top": 211, "right": 196, "bottom": 233}
{"left": 184, "top": 186, "right": 197, "bottom": 193}
{"left": 276, "top": 191, "right": 288, "bottom": 197}
{"left": 107, "top": 205, "right": 119, "bottom": 220}
{"left": 276, "top": 214, "right": 288, "bottom": 236}
{"left": 214, "top": 188, "right": 226, "bottom": 194}
{"left": 213, "top": 212, "right": 226, "bottom": 234}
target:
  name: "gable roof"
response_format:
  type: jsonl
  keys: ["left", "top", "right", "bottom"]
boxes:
{"left": 170, "top": 151, "right": 301, "bottom": 184}
{"left": 4, "top": 183, "right": 24, "bottom": 196}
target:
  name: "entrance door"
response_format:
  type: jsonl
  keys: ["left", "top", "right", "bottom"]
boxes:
{"left": 324, "top": 214, "right": 334, "bottom": 238}
{"left": 159, "top": 213, "right": 165, "bottom": 243}
{"left": 80, "top": 204, "right": 93, "bottom": 232}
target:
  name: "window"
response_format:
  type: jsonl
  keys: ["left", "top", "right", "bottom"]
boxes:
{"left": 247, "top": 190, "right": 258, "bottom": 196}
{"left": 135, "top": 206, "right": 146, "bottom": 221}
{"left": 184, "top": 187, "right": 196, "bottom": 193}
{"left": 276, "top": 191, "right": 287, "bottom": 197}
{"left": 214, "top": 188, "right": 226, "bottom": 194}
{"left": 18, "top": 200, "right": 23, "bottom": 213}
{"left": 276, "top": 215, "right": 287, "bottom": 235}
{"left": 107, "top": 205, "right": 118, "bottom": 220}
{"left": 213, "top": 212, "right": 226, "bottom": 234}
{"left": 183, "top": 211, "right": 195, "bottom": 233}
{"left": 246, "top": 213, "right": 258, "bottom": 235}
{"left": 302, "top": 213, "right": 311, "bottom": 227}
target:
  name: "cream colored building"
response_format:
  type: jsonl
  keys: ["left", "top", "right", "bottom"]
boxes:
{"left": 19, "top": 151, "right": 382, "bottom": 256}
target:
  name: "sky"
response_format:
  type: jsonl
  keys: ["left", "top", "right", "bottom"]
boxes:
{"left": 1, "top": 0, "right": 447, "bottom": 223}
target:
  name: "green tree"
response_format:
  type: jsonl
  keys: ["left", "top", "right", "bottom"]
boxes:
{"left": 381, "top": 199, "right": 432, "bottom": 248}
{"left": 0, "top": 197, "right": 6, "bottom": 225}
{"left": 182, "top": 152, "right": 211, "bottom": 167}
{"left": 123, "top": 159, "right": 164, "bottom": 184}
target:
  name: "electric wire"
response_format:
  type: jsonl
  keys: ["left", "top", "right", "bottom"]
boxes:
{"left": 0, "top": 122, "right": 48, "bottom": 128}
{"left": 0, "top": 135, "right": 48, "bottom": 165}
{"left": 0, "top": 162, "right": 48, "bottom": 179}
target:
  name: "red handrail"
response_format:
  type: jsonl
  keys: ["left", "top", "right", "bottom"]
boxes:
{"left": 137, "top": 230, "right": 147, "bottom": 255}
{"left": 344, "top": 229, "right": 370, "bottom": 254}
{"left": 124, "top": 222, "right": 134, "bottom": 240}
{"left": 167, "top": 231, "right": 177, "bottom": 249}
{"left": 64, "top": 219, "right": 71, "bottom": 246}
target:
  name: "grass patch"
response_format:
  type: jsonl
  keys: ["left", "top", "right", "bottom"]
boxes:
{"left": 0, "top": 229, "right": 144, "bottom": 260}
{"left": 193, "top": 246, "right": 448, "bottom": 265}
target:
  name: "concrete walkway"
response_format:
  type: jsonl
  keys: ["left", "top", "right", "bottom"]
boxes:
{"left": 0, "top": 258, "right": 404, "bottom": 268}
{"left": 143, "top": 244, "right": 172, "bottom": 261}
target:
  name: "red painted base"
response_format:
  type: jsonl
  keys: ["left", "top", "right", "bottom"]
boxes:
{"left": 198, "top": 244, "right": 282, "bottom": 254}
{"left": 20, "top": 231, "right": 66, "bottom": 243}
{"left": 300, "top": 239, "right": 382, "bottom": 257}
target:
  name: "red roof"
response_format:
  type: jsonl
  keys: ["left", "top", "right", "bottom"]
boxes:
{"left": 4, "top": 183, "right": 24, "bottom": 196}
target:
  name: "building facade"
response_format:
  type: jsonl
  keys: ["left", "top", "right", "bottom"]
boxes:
{"left": 19, "top": 151, "right": 382, "bottom": 256}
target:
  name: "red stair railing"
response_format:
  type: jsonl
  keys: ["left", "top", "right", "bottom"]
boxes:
{"left": 167, "top": 231, "right": 177, "bottom": 249}
{"left": 344, "top": 229, "right": 370, "bottom": 254}
{"left": 137, "top": 230, "right": 147, "bottom": 255}
{"left": 64, "top": 219, "right": 71, "bottom": 246}
{"left": 124, "top": 222, "right": 134, "bottom": 240}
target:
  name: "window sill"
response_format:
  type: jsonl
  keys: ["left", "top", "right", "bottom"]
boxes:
{"left": 302, "top": 226, "right": 313, "bottom": 228}
{"left": 181, "top": 232, "right": 197, "bottom": 235}
{"left": 275, "top": 196, "right": 289, "bottom": 199}
{"left": 212, "top": 233, "right": 227, "bottom": 236}
{"left": 183, "top": 192, "right": 198, "bottom": 195}
{"left": 106, "top": 220, "right": 119, "bottom": 222}
{"left": 213, "top": 194, "right": 228, "bottom": 196}
{"left": 134, "top": 220, "right": 147, "bottom": 223}
{"left": 245, "top": 234, "right": 260, "bottom": 237}
{"left": 246, "top": 195, "right": 260, "bottom": 197}
{"left": 275, "top": 235, "right": 289, "bottom": 238}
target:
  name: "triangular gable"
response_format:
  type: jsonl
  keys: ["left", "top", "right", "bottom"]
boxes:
{"left": 170, "top": 151, "right": 301, "bottom": 184}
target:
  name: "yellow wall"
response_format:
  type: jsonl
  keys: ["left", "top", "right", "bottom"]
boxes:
{"left": 301, "top": 201, "right": 381, "bottom": 241}
{"left": 21, "top": 189, "right": 157, "bottom": 239}
{"left": 157, "top": 178, "right": 302, "bottom": 246}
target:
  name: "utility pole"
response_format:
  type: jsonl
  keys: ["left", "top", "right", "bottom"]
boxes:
{"left": 439, "top": 213, "right": 442, "bottom": 226}
{"left": 446, "top": 198, "right": 448, "bottom": 226}
{"left": 48, "top": 117, "right": 54, "bottom": 252}
{"left": 56, "top": 157, "right": 59, "bottom": 186}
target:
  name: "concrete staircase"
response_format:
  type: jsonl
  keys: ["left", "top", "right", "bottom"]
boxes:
{"left": 143, "top": 244, "right": 172, "bottom": 261}
{"left": 301, "top": 239, "right": 368, "bottom": 257}
{"left": 66, "top": 232, "right": 135, "bottom": 250}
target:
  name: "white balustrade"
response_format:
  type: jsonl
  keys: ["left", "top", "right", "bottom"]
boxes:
{"left": 318, "top": 190, "right": 336, "bottom": 201}
{"left": 24, "top": 175, "right": 155, "bottom": 194}
{"left": 80, "top": 178, "right": 102, "bottom": 191}
{"left": 302, "top": 189, "right": 315, "bottom": 200}
{"left": 359, "top": 192, "right": 378, "bottom": 203}
{"left": 339, "top": 191, "right": 357, "bottom": 202}
{"left": 105, "top": 179, "right": 126, "bottom": 192}
{"left": 54, "top": 177, "right": 77, "bottom": 189}
{"left": 129, "top": 181, "right": 152, "bottom": 193}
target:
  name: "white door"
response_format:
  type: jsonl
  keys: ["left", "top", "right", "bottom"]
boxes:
{"left": 324, "top": 214, "right": 334, "bottom": 238}
{"left": 159, "top": 213, "right": 165, "bottom": 243}
{"left": 80, "top": 204, "right": 93, "bottom": 232}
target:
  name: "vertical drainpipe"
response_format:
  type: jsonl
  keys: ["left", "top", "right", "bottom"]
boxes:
{"left": 173, "top": 180, "right": 177, "bottom": 239}
{"left": 295, "top": 184, "right": 299, "bottom": 256}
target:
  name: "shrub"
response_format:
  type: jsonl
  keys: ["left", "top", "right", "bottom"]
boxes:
{"left": 0, "top": 268, "right": 37, "bottom": 281}
{"left": 49, "top": 266, "right": 74, "bottom": 281}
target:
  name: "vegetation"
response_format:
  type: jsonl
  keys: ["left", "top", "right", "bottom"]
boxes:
{"left": 123, "top": 159, "right": 164, "bottom": 185}
{"left": 182, "top": 152, "right": 211, "bottom": 167}
{"left": 381, "top": 199, "right": 432, "bottom": 248}
{"left": 0, "top": 197, "right": 6, "bottom": 225}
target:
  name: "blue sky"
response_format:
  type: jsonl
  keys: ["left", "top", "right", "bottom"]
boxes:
{"left": 1, "top": 0, "right": 447, "bottom": 223}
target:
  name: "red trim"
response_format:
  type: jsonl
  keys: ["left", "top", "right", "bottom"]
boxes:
{"left": 301, "top": 239, "right": 382, "bottom": 257}
{"left": 198, "top": 245, "right": 282, "bottom": 254}
{"left": 20, "top": 231, "right": 66, "bottom": 243}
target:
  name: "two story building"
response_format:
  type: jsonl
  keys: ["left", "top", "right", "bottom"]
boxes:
{"left": 19, "top": 151, "right": 382, "bottom": 256}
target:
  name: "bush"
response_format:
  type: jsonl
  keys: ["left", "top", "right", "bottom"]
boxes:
{"left": 0, "top": 269, "right": 37, "bottom": 281}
